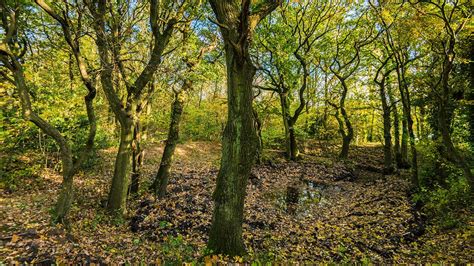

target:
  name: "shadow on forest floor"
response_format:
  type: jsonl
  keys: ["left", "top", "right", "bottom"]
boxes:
{"left": 0, "top": 141, "right": 472, "bottom": 263}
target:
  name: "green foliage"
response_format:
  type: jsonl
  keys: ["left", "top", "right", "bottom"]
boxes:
{"left": 160, "top": 235, "right": 195, "bottom": 264}
{"left": 415, "top": 140, "right": 473, "bottom": 229}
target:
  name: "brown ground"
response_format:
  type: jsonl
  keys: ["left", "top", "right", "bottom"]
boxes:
{"left": 1, "top": 141, "right": 473, "bottom": 263}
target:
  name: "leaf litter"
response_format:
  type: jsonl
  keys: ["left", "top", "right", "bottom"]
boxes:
{"left": 1, "top": 142, "right": 472, "bottom": 263}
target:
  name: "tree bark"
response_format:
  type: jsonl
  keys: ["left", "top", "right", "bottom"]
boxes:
{"left": 401, "top": 115, "right": 409, "bottom": 167}
{"left": 388, "top": 85, "right": 402, "bottom": 168}
{"left": 280, "top": 93, "right": 293, "bottom": 160}
{"left": 374, "top": 63, "right": 394, "bottom": 174}
{"left": 207, "top": 0, "right": 280, "bottom": 255}
{"left": 107, "top": 121, "right": 134, "bottom": 212}
{"left": 130, "top": 119, "right": 143, "bottom": 195}
{"left": 151, "top": 88, "right": 186, "bottom": 198}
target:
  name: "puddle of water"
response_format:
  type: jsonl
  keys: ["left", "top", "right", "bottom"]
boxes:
{"left": 265, "top": 180, "right": 331, "bottom": 216}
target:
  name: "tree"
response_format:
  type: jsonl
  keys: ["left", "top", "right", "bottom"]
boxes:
{"left": 326, "top": 10, "right": 379, "bottom": 159}
{"left": 83, "top": 0, "right": 194, "bottom": 214}
{"left": 1, "top": 1, "right": 97, "bottom": 223}
{"left": 413, "top": 0, "right": 473, "bottom": 190}
{"left": 373, "top": 52, "right": 397, "bottom": 173}
{"left": 207, "top": 0, "right": 281, "bottom": 256}
{"left": 151, "top": 29, "right": 217, "bottom": 198}
{"left": 255, "top": 1, "right": 338, "bottom": 160}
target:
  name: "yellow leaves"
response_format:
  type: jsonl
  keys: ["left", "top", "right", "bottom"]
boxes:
{"left": 204, "top": 255, "right": 219, "bottom": 265}
{"left": 380, "top": 10, "right": 394, "bottom": 25}
{"left": 11, "top": 234, "right": 20, "bottom": 243}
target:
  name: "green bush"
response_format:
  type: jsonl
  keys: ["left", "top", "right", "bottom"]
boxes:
{"left": 415, "top": 140, "right": 473, "bottom": 229}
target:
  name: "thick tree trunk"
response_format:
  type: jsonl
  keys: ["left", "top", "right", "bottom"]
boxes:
{"left": 289, "top": 125, "right": 298, "bottom": 160}
{"left": 340, "top": 135, "right": 351, "bottom": 159}
{"left": 151, "top": 89, "right": 185, "bottom": 198}
{"left": 339, "top": 105, "right": 353, "bottom": 160}
{"left": 107, "top": 120, "right": 134, "bottom": 213}
{"left": 54, "top": 172, "right": 74, "bottom": 222}
{"left": 207, "top": 46, "right": 258, "bottom": 257}
{"left": 207, "top": 0, "right": 279, "bottom": 255}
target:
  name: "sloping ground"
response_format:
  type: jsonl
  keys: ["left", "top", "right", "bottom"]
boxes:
{"left": 0, "top": 142, "right": 472, "bottom": 263}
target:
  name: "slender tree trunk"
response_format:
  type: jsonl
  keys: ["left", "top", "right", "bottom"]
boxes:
{"left": 339, "top": 106, "right": 353, "bottom": 159}
{"left": 419, "top": 105, "right": 426, "bottom": 140}
{"left": 379, "top": 83, "right": 393, "bottom": 174}
{"left": 253, "top": 108, "right": 263, "bottom": 164}
{"left": 368, "top": 108, "right": 375, "bottom": 142}
{"left": 388, "top": 85, "right": 402, "bottom": 168}
{"left": 401, "top": 115, "right": 409, "bottom": 167}
{"left": 151, "top": 89, "right": 185, "bottom": 198}
{"left": 397, "top": 65, "right": 418, "bottom": 187}
{"left": 130, "top": 120, "right": 143, "bottom": 195}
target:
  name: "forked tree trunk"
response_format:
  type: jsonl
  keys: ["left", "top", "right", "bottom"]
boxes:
{"left": 379, "top": 83, "right": 393, "bottom": 174}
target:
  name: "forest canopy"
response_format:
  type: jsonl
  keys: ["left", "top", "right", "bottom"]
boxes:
{"left": 1, "top": 0, "right": 473, "bottom": 263}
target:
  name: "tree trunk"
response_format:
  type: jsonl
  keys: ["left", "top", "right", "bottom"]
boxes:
{"left": 130, "top": 120, "right": 143, "bottom": 195}
{"left": 207, "top": 0, "right": 279, "bottom": 255}
{"left": 401, "top": 116, "right": 409, "bottom": 168}
{"left": 397, "top": 65, "right": 418, "bottom": 187}
{"left": 253, "top": 108, "right": 263, "bottom": 164}
{"left": 340, "top": 135, "right": 351, "bottom": 159}
{"left": 107, "top": 120, "right": 134, "bottom": 213}
{"left": 379, "top": 84, "right": 393, "bottom": 174}
{"left": 388, "top": 86, "right": 402, "bottom": 168}
{"left": 439, "top": 105, "right": 474, "bottom": 189}
{"left": 207, "top": 41, "right": 258, "bottom": 257}
{"left": 54, "top": 172, "right": 74, "bottom": 223}
{"left": 280, "top": 93, "right": 292, "bottom": 160}
{"left": 151, "top": 89, "right": 185, "bottom": 198}
{"left": 288, "top": 125, "right": 298, "bottom": 161}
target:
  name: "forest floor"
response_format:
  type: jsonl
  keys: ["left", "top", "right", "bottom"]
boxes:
{"left": 1, "top": 141, "right": 473, "bottom": 264}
